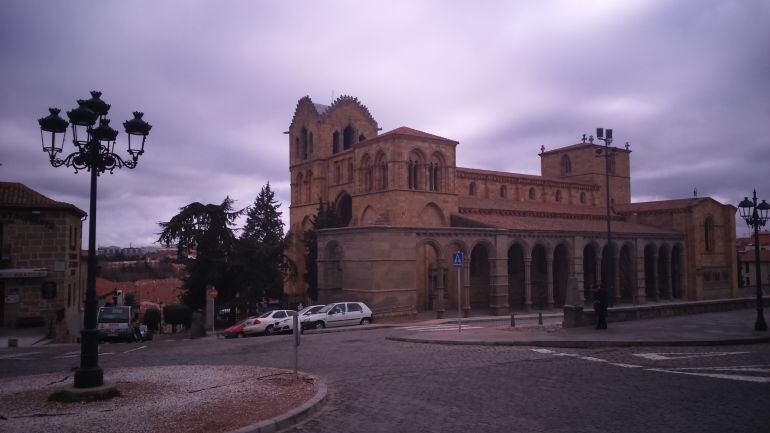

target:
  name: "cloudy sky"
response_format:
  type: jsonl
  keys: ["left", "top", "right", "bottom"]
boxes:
{"left": 2, "top": 0, "right": 768, "bottom": 246}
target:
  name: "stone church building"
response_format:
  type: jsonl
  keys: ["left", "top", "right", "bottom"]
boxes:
{"left": 285, "top": 95, "right": 738, "bottom": 317}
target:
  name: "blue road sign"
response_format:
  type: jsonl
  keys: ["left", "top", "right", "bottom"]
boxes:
{"left": 452, "top": 252, "right": 463, "bottom": 268}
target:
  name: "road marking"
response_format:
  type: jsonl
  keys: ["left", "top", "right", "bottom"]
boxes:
{"left": 647, "top": 368, "right": 770, "bottom": 384}
{"left": 666, "top": 364, "right": 770, "bottom": 373}
{"left": 579, "top": 356, "right": 608, "bottom": 363}
{"left": 56, "top": 351, "right": 115, "bottom": 359}
{"left": 0, "top": 352, "right": 42, "bottom": 360}
{"left": 530, "top": 348, "right": 555, "bottom": 354}
{"left": 399, "top": 324, "right": 483, "bottom": 332}
{"left": 610, "top": 363, "right": 643, "bottom": 368}
{"left": 123, "top": 345, "right": 147, "bottom": 354}
{"left": 633, "top": 351, "right": 750, "bottom": 361}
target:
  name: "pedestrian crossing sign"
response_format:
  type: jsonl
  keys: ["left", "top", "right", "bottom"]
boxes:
{"left": 452, "top": 252, "right": 463, "bottom": 268}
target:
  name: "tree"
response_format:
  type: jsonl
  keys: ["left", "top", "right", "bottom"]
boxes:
{"left": 157, "top": 197, "right": 244, "bottom": 310}
{"left": 236, "top": 183, "right": 293, "bottom": 306}
{"left": 303, "top": 199, "right": 343, "bottom": 301}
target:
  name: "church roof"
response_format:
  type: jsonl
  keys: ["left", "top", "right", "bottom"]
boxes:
{"left": 457, "top": 167, "right": 595, "bottom": 188}
{"left": 539, "top": 142, "right": 631, "bottom": 156}
{"left": 458, "top": 197, "right": 610, "bottom": 217}
{"left": 313, "top": 103, "right": 331, "bottom": 115}
{"left": 0, "top": 182, "right": 85, "bottom": 216}
{"left": 376, "top": 126, "right": 457, "bottom": 143}
{"left": 454, "top": 211, "right": 680, "bottom": 236}
{"left": 615, "top": 198, "right": 708, "bottom": 213}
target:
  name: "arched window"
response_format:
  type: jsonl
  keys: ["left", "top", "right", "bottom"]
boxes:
{"left": 705, "top": 216, "right": 715, "bottom": 251}
{"left": 347, "top": 159, "right": 354, "bottom": 183}
{"left": 428, "top": 153, "right": 443, "bottom": 192}
{"left": 561, "top": 154, "right": 572, "bottom": 175}
{"left": 361, "top": 155, "right": 372, "bottom": 192}
{"left": 309, "top": 132, "right": 314, "bottom": 155}
{"left": 375, "top": 152, "right": 388, "bottom": 190}
{"left": 555, "top": 190, "right": 562, "bottom": 202}
{"left": 295, "top": 137, "right": 300, "bottom": 160}
{"left": 335, "top": 162, "right": 341, "bottom": 184}
{"left": 381, "top": 161, "right": 388, "bottom": 189}
{"left": 469, "top": 182, "right": 477, "bottom": 196}
{"left": 306, "top": 171, "right": 312, "bottom": 202}
{"left": 359, "top": 134, "right": 366, "bottom": 142}
{"left": 407, "top": 151, "right": 423, "bottom": 190}
{"left": 332, "top": 131, "right": 340, "bottom": 154}
{"left": 343, "top": 125, "right": 354, "bottom": 150}
{"left": 296, "top": 173, "right": 303, "bottom": 203}
{"left": 301, "top": 127, "right": 308, "bottom": 160}
{"left": 500, "top": 185, "right": 507, "bottom": 198}
{"left": 529, "top": 188, "right": 536, "bottom": 200}
{"left": 580, "top": 192, "right": 586, "bottom": 204}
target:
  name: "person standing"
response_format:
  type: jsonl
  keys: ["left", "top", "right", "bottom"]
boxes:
{"left": 593, "top": 284, "right": 609, "bottom": 330}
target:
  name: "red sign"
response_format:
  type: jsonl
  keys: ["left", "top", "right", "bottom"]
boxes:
{"left": 207, "top": 288, "right": 218, "bottom": 299}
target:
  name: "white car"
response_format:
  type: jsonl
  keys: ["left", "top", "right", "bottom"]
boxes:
{"left": 302, "top": 302, "right": 373, "bottom": 330}
{"left": 243, "top": 310, "right": 297, "bottom": 336}
{"left": 275, "top": 305, "right": 325, "bottom": 333}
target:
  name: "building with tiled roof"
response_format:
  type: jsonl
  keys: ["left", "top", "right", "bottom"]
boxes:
{"left": 284, "top": 96, "right": 738, "bottom": 316}
{"left": 1, "top": 182, "right": 87, "bottom": 340}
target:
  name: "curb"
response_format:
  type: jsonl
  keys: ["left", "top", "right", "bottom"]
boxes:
{"left": 385, "top": 335, "right": 770, "bottom": 348}
{"left": 230, "top": 377, "right": 327, "bottom": 433}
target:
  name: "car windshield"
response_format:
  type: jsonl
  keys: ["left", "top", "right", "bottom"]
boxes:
{"left": 258, "top": 311, "right": 273, "bottom": 318}
{"left": 302, "top": 305, "right": 324, "bottom": 315}
{"left": 98, "top": 307, "right": 130, "bottom": 323}
{"left": 318, "top": 304, "right": 334, "bottom": 313}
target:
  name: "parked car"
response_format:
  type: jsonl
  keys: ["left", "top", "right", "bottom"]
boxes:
{"left": 243, "top": 310, "right": 297, "bottom": 336}
{"left": 222, "top": 317, "right": 256, "bottom": 339}
{"left": 274, "top": 305, "right": 326, "bottom": 333}
{"left": 301, "top": 302, "right": 373, "bottom": 330}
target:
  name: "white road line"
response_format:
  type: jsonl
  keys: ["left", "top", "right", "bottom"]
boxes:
{"left": 665, "top": 364, "right": 770, "bottom": 373}
{"left": 400, "top": 324, "right": 479, "bottom": 330}
{"left": 580, "top": 356, "right": 608, "bottom": 363}
{"left": 123, "top": 345, "right": 147, "bottom": 354}
{"left": 633, "top": 351, "right": 750, "bottom": 361}
{"left": 414, "top": 326, "right": 484, "bottom": 332}
{"left": 553, "top": 352, "right": 580, "bottom": 357}
{"left": 0, "top": 352, "right": 42, "bottom": 360}
{"left": 610, "top": 363, "right": 643, "bottom": 368}
{"left": 530, "top": 348, "right": 555, "bottom": 354}
{"left": 646, "top": 368, "right": 770, "bottom": 384}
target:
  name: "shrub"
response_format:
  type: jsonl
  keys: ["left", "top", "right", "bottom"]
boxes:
{"left": 163, "top": 304, "right": 192, "bottom": 328}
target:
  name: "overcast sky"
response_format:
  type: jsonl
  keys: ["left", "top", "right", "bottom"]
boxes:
{"left": 2, "top": 0, "right": 768, "bottom": 247}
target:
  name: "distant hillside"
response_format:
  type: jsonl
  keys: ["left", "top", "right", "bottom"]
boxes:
{"left": 99, "top": 260, "right": 186, "bottom": 282}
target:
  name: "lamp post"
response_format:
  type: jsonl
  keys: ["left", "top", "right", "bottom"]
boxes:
{"left": 738, "top": 190, "right": 769, "bottom": 332}
{"left": 595, "top": 127, "right": 618, "bottom": 305}
{"left": 38, "top": 91, "right": 151, "bottom": 388}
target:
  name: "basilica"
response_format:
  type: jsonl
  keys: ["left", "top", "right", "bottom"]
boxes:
{"left": 284, "top": 95, "right": 738, "bottom": 317}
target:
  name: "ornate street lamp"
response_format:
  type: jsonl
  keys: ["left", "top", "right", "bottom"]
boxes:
{"left": 595, "top": 127, "right": 618, "bottom": 305}
{"left": 38, "top": 91, "right": 151, "bottom": 388}
{"left": 738, "top": 190, "right": 770, "bottom": 331}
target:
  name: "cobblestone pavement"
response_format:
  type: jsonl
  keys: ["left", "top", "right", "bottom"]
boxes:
{"left": 2, "top": 327, "right": 769, "bottom": 433}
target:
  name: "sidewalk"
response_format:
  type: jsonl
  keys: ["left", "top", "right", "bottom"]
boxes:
{"left": 386, "top": 309, "right": 770, "bottom": 348}
{"left": 0, "top": 326, "right": 50, "bottom": 348}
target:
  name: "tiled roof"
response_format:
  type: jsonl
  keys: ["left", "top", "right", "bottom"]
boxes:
{"left": 96, "top": 277, "right": 184, "bottom": 305}
{"left": 458, "top": 197, "right": 610, "bottom": 217}
{"left": 615, "top": 198, "right": 705, "bottom": 213}
{"left": 454, "top": 212, "right": 680, "bottom": 236}
{"left": 456, "top": 168, "right": 596, "bottom": 188}
{"left": 739, "top": 250, "right": 770, "bottom": 263}
{"left": 376, "top": 126, "right": 457, "bottom": 143}
{"left": 0, "top": 182, "right": 85, "bottom": 216}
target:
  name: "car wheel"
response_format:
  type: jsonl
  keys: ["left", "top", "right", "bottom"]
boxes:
{"left": 360, "top": 318, "right": 371, "bottom": 325}
{"left": 314, "top": 321, "right": 325, "bottom": 329}
{"left": 265, "top": 325, "right": 274, "bottom": 336}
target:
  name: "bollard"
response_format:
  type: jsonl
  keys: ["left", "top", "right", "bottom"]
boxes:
{"left": 510, "top": 313, "right": 515, "bottom": 327}
{"left": 538, "top": 312, "right": 543, "bottom": 325}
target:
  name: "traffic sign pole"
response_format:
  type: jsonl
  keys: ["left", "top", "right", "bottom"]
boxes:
{"left": 452, "top": 252, "right": 463, "bottom": 333}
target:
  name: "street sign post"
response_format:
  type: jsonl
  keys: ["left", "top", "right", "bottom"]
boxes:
{"left": 452, "top": 252, "right": 463, "bottom": 332}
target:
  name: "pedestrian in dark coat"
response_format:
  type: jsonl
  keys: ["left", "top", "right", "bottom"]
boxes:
{"left": 593, "top": 284, "right": 609, "bottom": 330}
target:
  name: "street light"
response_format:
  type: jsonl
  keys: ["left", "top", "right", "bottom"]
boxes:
{"left": 738, "top": 190, "right": 770, "bottom": 331}
{"left": 595, "top": 127, "right": 618, "bottom": 305}
{"left": 38, "top": 91, "right": 151, "bottom": 388}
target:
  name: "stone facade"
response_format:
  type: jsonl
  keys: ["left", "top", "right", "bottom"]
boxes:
{"left": 284, "top": 96, "right": 738, "bottom": 316}
{"left": 1, "top": 183, "right": 85, "bottom": 340}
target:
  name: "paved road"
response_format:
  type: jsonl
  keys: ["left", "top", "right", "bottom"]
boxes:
{"left": 2, "top": 325, "right": 769, "bottom": 433}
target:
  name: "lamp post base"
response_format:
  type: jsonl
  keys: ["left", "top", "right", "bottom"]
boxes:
{"left": 74, "top": 328, "right": 103, "bottom": 388}
{"left": 74, "top": 366, "right": 104, "bottom": 388}
{"left": 755, "top": 312, "right": 768, "bottom": 332}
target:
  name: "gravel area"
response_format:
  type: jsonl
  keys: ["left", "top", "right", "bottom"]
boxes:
{"left": 0, "top": 365, "right": 319, "bottom": 433}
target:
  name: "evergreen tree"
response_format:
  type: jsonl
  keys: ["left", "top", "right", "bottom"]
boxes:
{"left": 236, "top": 183, "right": 293, "bottom": 306}
{"left": 157, "top": 197, "right": 244, "bottom": 310}
{"left": 303, "top": 200, "right": 343, "bottom": 301}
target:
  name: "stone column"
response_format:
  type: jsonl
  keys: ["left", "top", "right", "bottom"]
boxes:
{"left": 665, "top": 253, "right": 673, "bottom": 300}
{"left": 574, "top": 248, "right": 585, "bottom": 303}
{"left": 435, "top": 265, "right": 445, "bottom": 319}
{"left": 546, "top": 257, "right": 554, "bottom": 309}
{"left": 635, "top": 243, "right": 647, "bottom": 304}
{"left": 613, "top": 249, "right": 621, "bottom": 306}
{"left": 596, "top": 251, "right": 603, "bottom": 290}
{"left": 651, "top": 249, "right": 659, "bottom": 302}
{"left": 489, "top": 256, "right": 509, "bottom": 316}
{"left": 524, "top": 257, "right": 532, "bottom": 312}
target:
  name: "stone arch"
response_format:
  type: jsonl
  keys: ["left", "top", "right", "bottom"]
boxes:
{"left": 343, "top": 124, "right": 355, "bottom": 150}
{"left": 580, "top": 192, "right": 586, "bottom": 204}
{"left": 470, "top": 242, "right": 491, "bottom": 310}
{"left": 334, "top": 191, "right": 352, "bottom": 226}
{"left": 657, "top": 244, "right": 671, "bottom": 299}
{"left": 332, "top": 130, "right": 340, "bottom": 153}
{"left": 469, "top": 182, "right": 477, "bottom": 196}
{"left": 553, "top": 243, "right": 570, "bottom": 307}
{"left": 619, "top": 242, "right": 635, "bottom": 303}
{"left": 644, "top": 243, "right": 657, "bottom": 300}
{"left": 555, "top": 190, "right": 562, "bottom": 202}
{"left": 500, "top": 185, "right": 507, "bottom": 198}
{"left": 671, "top": 243, "right": 684, "bottom": 299}
{"left": 582, "top": 242, "right": 599, "bottom": 301}
{"left": 507, "top": 242, "right": 526, "bottom": 310}
{"left": 419, "top": 202, "right": 445, "bottom": 227}
{"left": 360, "top": 153, "right": 373, "bottom": 192}
{"left": 416, "top": 240, "right": 442, "bottom": 312}
{"left": 528, "top": 187, "right": 536, "bottom": 200}
{"left": 374, "top": 150, "right": 388, "bottom": 190}
{"left": 531, "top": 243, "right": 548, "bottom": 308}
{"left": 561, "top": 154, "right": 572, "bottom": 175}
{"left": 428, "top": 151, "right": 445, "bottom": 192}
{"left": 407, "top": 149, "right": 426, "bottom": 190}
{"left": 360, "top": 205, "right": 377, "bottom": 226}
